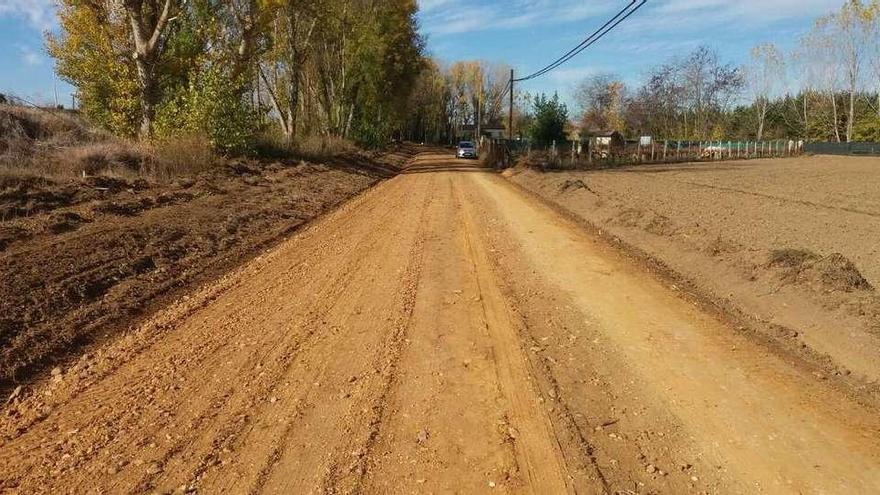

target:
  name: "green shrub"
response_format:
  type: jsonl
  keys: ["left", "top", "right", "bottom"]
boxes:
{"left": 156, "top": 67, "right": 260, "bottom": 155}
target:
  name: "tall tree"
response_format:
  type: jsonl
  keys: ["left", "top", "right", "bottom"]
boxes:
{"left": 529, "top": 93, "right": 568, "bottom": 147}
{"left": 122, "top": 0, "right": 181, "bottom": 138}
{"left": 576, "top": 73, "right": 626, "bottom": 132}
{"left": 815, "top": 0, "right": 873, "bottom": 141}
{"left": 748, "top": 43, "right": 785, "bottom": 140}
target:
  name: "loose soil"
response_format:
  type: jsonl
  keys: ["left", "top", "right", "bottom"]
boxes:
{"left": 0, "top": 146, "right": 415, "bottom": 388}
{"left": 1, "top": 153, "right": 878, "bottom": 494}
{"left": 507, "top": 155, "right": 880, "bottom": 392}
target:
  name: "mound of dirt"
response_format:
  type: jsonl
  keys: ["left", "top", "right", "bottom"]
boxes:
{"left": 806, "top": 254, "right": 874, "bottom": 292}
{"left": 769, "top": 249, "right": 873, "bottom": 292}
{"left": 0, "top": 104, "right": 90, "bottom": 148}
{"left": 559, "top": 179, "right": 593, "bottom": 193}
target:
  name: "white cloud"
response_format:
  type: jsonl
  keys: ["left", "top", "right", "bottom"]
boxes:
{"left": 419, "top": 0, "right": 845, "bottom": 38}
{"left": 0, "top": 0, "right": 56, "bottom": 31}
{"left": 548, "top": 66, "right": 602, "bottom": 85}
{"left": 16, "top": 43, "right": 44, "bottom": 66}
{"left": 419, "top": 0, "right": 617, "bottom": 36}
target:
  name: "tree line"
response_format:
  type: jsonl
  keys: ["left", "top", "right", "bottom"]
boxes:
{"left": 576, "top": 0, "right": 880, "bottom": 142}
{"left": 48, "top": 0, "right": 880, "bottom": 153}
{"left": 49, "top": 0, "right": 423, "bottom": 152}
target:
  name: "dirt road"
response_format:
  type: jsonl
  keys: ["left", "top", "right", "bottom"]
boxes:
{"left": 2, "top": 152, "right": 878, "bottom": 494}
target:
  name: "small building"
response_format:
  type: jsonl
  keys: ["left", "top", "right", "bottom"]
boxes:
{"left": 587, "top": 130, "right": 625, "bottom": 158}
{"left": 458, "top": 124, "right": 477, "bottom": 141}
{"left": 482, "top": 126, "right": 507, "bottom": 140}
{"left": 459, "top": 123, "right": 507, "bottom": 141}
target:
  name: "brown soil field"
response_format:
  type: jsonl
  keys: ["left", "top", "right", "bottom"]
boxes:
{"left": 0, "top": 146, "right": 416, "bottom": 389}
{"left": 507, "top": 154, "right": 880, "bottom": 394}
{"left": 1, "top": 153, "right": 878, "bottom": 494}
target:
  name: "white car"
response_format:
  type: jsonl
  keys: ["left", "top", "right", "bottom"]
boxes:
{"left": 457, "top": 141, "right": 478, "bottom": 159}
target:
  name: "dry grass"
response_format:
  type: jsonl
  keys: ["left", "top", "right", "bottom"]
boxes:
{"left": 149, "top": 134, "right": 221, "bottom": 180}
{"left": 253, "top": 131, "right": 358, "bottom": 162}
{"left": 296, "top": 134, "right": 357, "bottom": 158}
{"left": 0, "top": 105, "right": 221, "bottom": 183}
{"left": 1, "top": 104, "right": 365, "bottom": 184}
{"left": 0, "top": 104, "right": 93, "bottom": 145}
{"left": 768, "top": 248, "right": 821, "bottom": 268}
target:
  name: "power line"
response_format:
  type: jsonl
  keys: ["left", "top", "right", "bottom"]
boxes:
{"left": 498, "top": 78, "right": 512, "bottom": 102}
{"left": 513, "top": 0, "right": 647, "bottom": 83}
{"left": 514, "top": 0, "right": 636, "bottom": 82}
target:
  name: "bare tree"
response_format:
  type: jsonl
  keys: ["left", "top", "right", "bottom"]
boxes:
{"left": 680, "top": 46, "right": 744, "bottom": 139}
{"left": 867, "top": 0, "right": 880, "bottom": 116}
{"left": 804, "top": 15, "right": 847, "bottom": 141}
{"left": 575, "top": 73, "right": 626, "bottom": 131}
{"left": 816, "top": 1, "right": 872, "bottom": 141}
{"left": 748, "top": 43, "right": 785, "bottom": 140}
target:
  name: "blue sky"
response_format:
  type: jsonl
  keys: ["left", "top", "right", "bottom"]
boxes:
{"left": 0, "top": 0, "right": 71, "bottom": 105}
{"left": 418, "top": 0, "right": 846, "bottom": 104}
{"left": 0, "top": 0, "right": 846, "bottom": 107}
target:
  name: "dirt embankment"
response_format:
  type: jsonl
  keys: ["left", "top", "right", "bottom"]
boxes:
{"left": 505, "top": 155, "right": 880, "bottom": 395}
{"left": 0, "top": 146, "right": 417, "bottom": 389}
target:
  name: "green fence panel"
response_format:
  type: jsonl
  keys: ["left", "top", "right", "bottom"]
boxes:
{"left": 804, "top": 142, "right": 880, "bottom": 156}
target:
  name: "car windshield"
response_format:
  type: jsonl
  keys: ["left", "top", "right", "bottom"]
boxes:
{"left": 458, "top": 142, "right": 474, "bottom": 148}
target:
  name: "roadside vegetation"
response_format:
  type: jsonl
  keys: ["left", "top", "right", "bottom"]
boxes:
{"left": 45, "top": 0, "right": 423, "bottom": 153}
{"left": 2, "top": 0, "right": 425, "bottom": 185}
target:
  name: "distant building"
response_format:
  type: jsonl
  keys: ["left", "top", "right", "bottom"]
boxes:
{"left": 586, "top": 130, "right": 626, "bottom": 157}
{"left": 458, "top": 124, "right": 477, "bottom": 140}
{"left": 482, "top": 126, "right": 507, "bottom": 139}
{"left": 458, "top": 123, "right": 507, "bottom": 141}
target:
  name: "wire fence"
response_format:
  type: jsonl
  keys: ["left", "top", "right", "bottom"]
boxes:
{"left": 485, "top": 138, "right": 805, "bottom": 169}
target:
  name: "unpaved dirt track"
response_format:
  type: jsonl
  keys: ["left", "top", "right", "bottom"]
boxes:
{"left": 2, "top": 153, "right": 879, "bottom": 494}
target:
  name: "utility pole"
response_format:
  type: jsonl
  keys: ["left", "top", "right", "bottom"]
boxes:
{"left": 477, "top": 76, "right": 482, "bottom": 149}
{"left": 508, "top": 69, "right": 514, "bottom": 141}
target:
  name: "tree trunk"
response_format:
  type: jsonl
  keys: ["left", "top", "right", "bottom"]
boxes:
{"left": 756, "top": 98, "right": 766, "bottom": 141}
{"left": 803, "top": 92, "right": 809, "bottom": 139}
{"left": 133, "top": 56, "right": 157, "bottom": 139}
{"left": 258, "top": 66, "right": 290, "bottom": 138}
{"left": 124, "top": 0, "right": 175, "bottom": 140}
{"left": 847, "top": 89, "right": 855, "bottom": 142}
{"left": 830, "top": 91, "right": 841, "bottom": 143}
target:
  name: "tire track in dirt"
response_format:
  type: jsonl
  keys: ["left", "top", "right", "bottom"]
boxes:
{"left": 456, "top": 178, "right": 574, "bottom": 493}
{"left": 326, "top": 179, "right": 431, "bottom": 494}
{"left": 0, "top": 171, "right": 424, "bottom": 494}
{"left": 213, "top": 174, "right": 435, "bottom": 494}
{"left": 179, "top": 176, "right": 434, "bottom": 494}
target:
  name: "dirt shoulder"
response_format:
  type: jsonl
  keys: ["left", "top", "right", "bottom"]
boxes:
{"left": 0, "top": 145, "right": 418, "bottom": 390}
{"left": 504, "top": 155, "right": 880, "bottom": 398}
